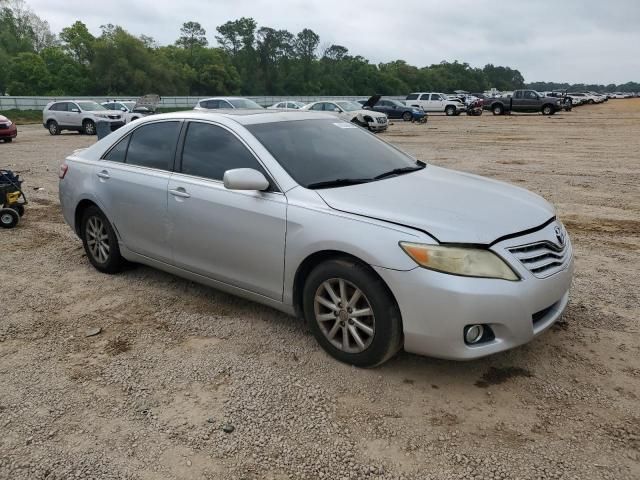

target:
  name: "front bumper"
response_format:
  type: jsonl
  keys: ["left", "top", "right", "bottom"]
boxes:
{"left": 374, "top": 230, "right": 574, "bottom": 360}
{"left": 368, "top": 122, "right": 388, "bottom": 132}
{"left": 0, "top": 126, "right": 17, "bottom": 138}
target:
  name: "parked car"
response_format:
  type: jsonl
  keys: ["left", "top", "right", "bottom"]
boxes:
{"left": 357, "top": 95, "right": 427, "bottom": 122}
{"left": 302, "top": 100, "right": 388, "bottom": 132}
{"left": 194, "top": 97, "right": 263, "bottom": 110}
{"left": 43, "top": 101, "right": 124, "bottom": 135}
{"left": 485, "top": 90, "right": 564, "bottom": 115}
{"left": 101, "top": 100, "right": 154, "bottom": 123}
{"left": 405, "top": 92, "right": 467, "bottom": 116}
{"left": 58, "top": 110, "right": 573, "bottom": 366}
{"left": 0, "top": 114, "right": 17, "bottom": 142}
{"left": 268, "top": 101, "right": 307, "bottom": 110}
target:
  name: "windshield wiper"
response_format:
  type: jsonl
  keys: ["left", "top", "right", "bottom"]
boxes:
{"left": 306, "top": 178, "right": 372, "bottom": 189}
{"left": 373, "top": 163, "right": 425, "bottom": 180}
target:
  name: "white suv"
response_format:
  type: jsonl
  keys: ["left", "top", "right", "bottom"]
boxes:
{"left": 405, "top": 93, "right": 467, "bottom": 116}
{"left": 101, "top": 100, "right": 153, "bottom": 123}
{"left": 43, "top": 100, "right": 124, "bottom": 135}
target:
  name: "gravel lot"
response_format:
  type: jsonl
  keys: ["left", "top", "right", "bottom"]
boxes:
{"left": 1, "top": 100, "right": 638, "bottom": 480}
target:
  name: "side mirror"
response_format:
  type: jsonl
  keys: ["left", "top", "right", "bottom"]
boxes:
{"left": 71, "top": 108, "right": 79, "bottom": 113}
{"left": 223, "top": 168, "right": 269, "bottom": 191}
{"left": 333, "top": 107, "right": 341, "bottom": 112}
{"left": 120, "top": 107, "right": 127, "bottom": 112}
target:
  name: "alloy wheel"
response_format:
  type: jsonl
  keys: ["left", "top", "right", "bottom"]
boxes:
{"left": 313, "top": 278, "right": 375, "bottom": 354}
{"left": 86, "top": 216, "right": 110, "bottom": 263}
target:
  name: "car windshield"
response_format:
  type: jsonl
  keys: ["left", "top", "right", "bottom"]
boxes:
{"left": 336, "top": 101, "right": 362, "bottom": 112}
{"left": 247, "top": 119, "right": 422, "bottom": 189}
{"left": 76, "top": 101, "right": 106, "bottom": 111}
{"left": 228, "top": 98, "right": 263, "bottom": 109}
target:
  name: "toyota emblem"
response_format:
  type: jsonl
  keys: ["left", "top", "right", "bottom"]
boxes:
{"left": 554, "top": 225, "right": 565, "bottom": 246}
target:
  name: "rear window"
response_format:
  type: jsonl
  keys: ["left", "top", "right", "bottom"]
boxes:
{"left": 126, "top": 122, "right": 181, "bottom": 170}
{"left": 246, "top": 119, "right": 417, "bottom": 188}
{"left": 406, "top": 94, "right": 419, "bottom": 100}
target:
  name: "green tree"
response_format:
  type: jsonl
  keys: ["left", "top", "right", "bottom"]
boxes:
{"left": 59, "top": 21, "right": 95, "bottom": 64}
{"left": 175, "top": 21, "right": 208, "bottom": 58}
{"left": 7, "top": 51, "right": 50, "bottom": 94}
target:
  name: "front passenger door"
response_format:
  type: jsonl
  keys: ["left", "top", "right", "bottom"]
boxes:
{"left": 167, "top": 121, "right": 287, "bottom": 300}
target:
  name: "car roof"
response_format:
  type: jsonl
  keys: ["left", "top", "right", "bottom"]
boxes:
{"left": 135, "top": 109, "right": 337, "bottom": 126}
{"left": 199, "top": 97, "right": 251, "bottom": 101}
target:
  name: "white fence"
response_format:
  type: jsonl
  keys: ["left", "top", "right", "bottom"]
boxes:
{"left": 0, "top": 95, "right": 406, "bottom": 111}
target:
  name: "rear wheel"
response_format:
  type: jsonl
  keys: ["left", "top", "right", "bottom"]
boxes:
{"left": 83, "top": 120, "right": 96, "bottom": 135}
{"left": 492, "top": 104, "right": 504, "bottom": 115}
{"left": 303, "top": 258, "right": 402, "bottom": 367}
{"left": 402, "top": 111, "right": 412, "bottom": 122}
{"left": 81, "top": 206, "right": 124, "bottom": 273}
{"left": 445, "top": 105, "right": 456, "bottom": 116}
{"left": 0, "top": 208, "right": 19, "bottom": 228}
{"left": 47, "top": 120, "right": 60, "bottom": 135}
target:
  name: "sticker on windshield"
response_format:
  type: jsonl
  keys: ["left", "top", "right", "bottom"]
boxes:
{"left": 333, "top": 122, "right": 357, "bottom": 129}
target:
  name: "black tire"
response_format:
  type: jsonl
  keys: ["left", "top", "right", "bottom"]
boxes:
{"left": 402, "top": 111, "right": 412, "bottom": 122}
{"left": 542, "top": 104, "right": 554, "bottom": 115}
{"left": 81, "top": 206, "right": 124, "bottom": 274}
{"left": 492, "top": 104, "right": 504, "bottom": 115}
{"left": 4, "top": 138, "right": 12, "bottom": 143}
{"left": 0, "top": 208, "right": 19, "bottom": 228}
{"left": 48, "top": 120, "right": 60, "bottom": 135}
{"left": 445, "top": 105, "right": 456, "bottom": 116}
{"left": 83, "top": 120, "right": 96, "bottom": 135}
{"left": 10, "top": 204, "right": 25, "bottom": 217}
{"left": 302, "top": 258, "right": 403, "bottom": 367}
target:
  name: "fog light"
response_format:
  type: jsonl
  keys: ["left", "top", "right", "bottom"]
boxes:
{"left": 465, "top": 324, "right": 485, "bottom": 344}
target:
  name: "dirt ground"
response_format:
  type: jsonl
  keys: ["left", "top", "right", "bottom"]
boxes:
{"left": 0, "top": 100, "right": 638, "bottom": 480}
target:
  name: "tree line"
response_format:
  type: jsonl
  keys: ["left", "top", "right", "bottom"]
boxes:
{"left": 1, "top": 0, "right": 638, "bottom": 98}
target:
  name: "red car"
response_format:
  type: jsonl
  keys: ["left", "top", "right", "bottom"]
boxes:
{"left": 0, "top": 115, "right": 17, "bottom": 142}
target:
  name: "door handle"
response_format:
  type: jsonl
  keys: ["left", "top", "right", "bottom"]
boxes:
{"left": 169, "top": 188, "right": 191, "bottom": 198}
{"left": 96, "top": 170, "right": 110, "bottom": 179}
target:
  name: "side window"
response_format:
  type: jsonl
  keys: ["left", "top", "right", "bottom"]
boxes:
{"left": 430, "top": 94, "right": 441, "bottom": 101}
{"left": 418, "top": 94, "right": 429, "bottom": 100}
{"left": 220, "top": 100, "right": 233, "bottom": 108}
{"left": 181, "top": 122, "right": 270, "bottom": 184}
{"left": 310, "top": 103, "right": 324, "bottom": 111}
{"left": 49, "top": 103, "right": 62, "bottom": 111}
{"left": 126, "top": 122, "right": 181, "bottom": 170}
{"left": 103, "top": 135, "right": 130, "bottom": 163}
{"left": 514, "top": 91, "right": 523, "bottom": 99}
{"left": 103, "top": 104, "right": 113, "bottom": 110}
{"left": 69, "top": 103, "right": 80, "bottom": 112}
{"left": 327, "top": 103, "right": 340, "bottom": 112}
{"left": 406, "top": 94, "right": 419, "bottom": 100}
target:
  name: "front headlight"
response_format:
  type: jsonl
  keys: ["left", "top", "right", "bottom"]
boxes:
{"left": 399, "top": 242, "right": 519, "bottom": 281}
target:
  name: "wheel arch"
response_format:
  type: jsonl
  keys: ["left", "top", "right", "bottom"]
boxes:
{"left": 291, "top": 250, "right": 401, "bottom": 322}
{"left": 74, "top": 199, "right": 99, "bottom": 236}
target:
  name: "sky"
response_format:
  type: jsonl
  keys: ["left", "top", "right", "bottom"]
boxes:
{"left": 28, "top": 0, "right": 640, "bottom": 84}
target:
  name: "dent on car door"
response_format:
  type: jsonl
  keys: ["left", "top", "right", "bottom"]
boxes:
{"left": 95, "top": 121, "right": 181, "bottom": 262}
{"left": 168, "top": 121, "right": 287, "bottom": 300}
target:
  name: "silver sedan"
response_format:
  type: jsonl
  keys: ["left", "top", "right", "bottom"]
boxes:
{"left": 59, "top": 110, "right": 573, "bottom": 366}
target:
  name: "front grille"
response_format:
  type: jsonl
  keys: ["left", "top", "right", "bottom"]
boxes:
{"left": 0, "top": 124, "right": 8, "bottom": 129}
{"left": 532, "top": 302, "right": 556, "bottom": 325}
{"left": 376, "top": 117, "right": 387, "bottom": 124}
{"left": 107, "top": 115, "right": 121, "bottom": 120}
{"left": 508, "top": 241, "right": 569, "bottom": 278}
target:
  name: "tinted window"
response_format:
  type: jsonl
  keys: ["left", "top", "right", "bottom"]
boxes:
{"left": 181, "top": 122, "right": 268, "bottom": 182}
{"left": 406, "top": 94, "right": 419, "bottom": 100}
{"left": 247, "top": 119, "right": 419, "bottom": 189}
{"left": 430, "top": 94, "right": 441, "bottom": 100}
{"left": 227, "top": 98, "right": 262, "bottom": 109}
{"left": 310, "top": 103, "right": 324, "bottom": 111}
{"left": 103, "top": 135, "right": 130, "bottom": 163}
{"left": 126, "top": 122, "right": 180, "bottom": 170}
{"left": 49, "top": 103, "right": 66, "bottom": 111}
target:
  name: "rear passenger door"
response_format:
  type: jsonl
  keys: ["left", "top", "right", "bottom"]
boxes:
{"left": 167, "top": 121, "right": 287, "bottom": 300}
{"left": 95, "top": 120, "right": 182, "bottom": 262}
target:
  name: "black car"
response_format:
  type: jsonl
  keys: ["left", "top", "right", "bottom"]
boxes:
{"left": 358, "top": 96, "right": 427, "bottom": 122}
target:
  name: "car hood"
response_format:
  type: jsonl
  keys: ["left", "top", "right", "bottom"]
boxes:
{"left": 0, "top": 115, "right": 9, "bottom": 123}
{"left": 362, "top": 94, "right": 381, "bottom": 108}
{"left": 315, "top": 165, "right": 555, "bottom": 244}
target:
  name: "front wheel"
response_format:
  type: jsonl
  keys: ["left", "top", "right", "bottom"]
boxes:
{"left": 0, "top": 208, "right": 19, "bottom": 228}
{"left": 445, "top": 106, "right": 456, "bottom": 116}
{"left": 81, "top": 206, "right": 124, "bottom": 273}
{"left": 4, "top": 138, "right": 12, "bottom": 143}
{"left": 83, "top": 120, "right": 96, "bottom": 135}
{"left": 542, "top": 105, "right": 554, "bottom": 115}
{"left": 303, "top": 258, "right": 402, "bottom": 367}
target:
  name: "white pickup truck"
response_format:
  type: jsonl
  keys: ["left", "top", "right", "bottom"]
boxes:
{"left": 405, "top": 92, "right": 467, "bottom": 116}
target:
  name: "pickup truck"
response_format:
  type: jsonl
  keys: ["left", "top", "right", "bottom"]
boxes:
{"left": 485, "top": 90, "right": 565, "bottom": 115}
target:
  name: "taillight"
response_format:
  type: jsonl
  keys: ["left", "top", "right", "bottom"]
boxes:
{"left": 59, "top": 163, "right": 68, "bottom": 179}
